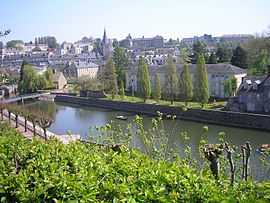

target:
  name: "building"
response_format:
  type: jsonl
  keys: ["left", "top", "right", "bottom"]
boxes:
{"left": 228, "top": 65, "right": 270, "bottom": 113}
{"left": 126, "top": 63, "right": 247, "bottom": 98}
{"left": 101, "top": 28, "right": 113, "bottom": 58}
{"left": 53, "top": 72, "right": 67, "bottom": 89}
{"left": 220, "top": 34, "right": 252, "bottom": 42}
{"left": 132, "top": 35, "right": 164, "bottom": 48}
{"left": 63, "top": 60, "right": 99, "bottom": 78}
{"left": 181, "top": 34, "right": 217, "bottom": 44}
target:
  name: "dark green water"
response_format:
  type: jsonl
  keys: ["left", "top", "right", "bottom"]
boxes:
{"left": 24, "top": 100, "right": 270, "bottom": 176}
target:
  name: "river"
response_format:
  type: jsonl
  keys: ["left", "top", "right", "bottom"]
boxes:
{"left": 24, "top": 100, "right": 270, "bottom": 178}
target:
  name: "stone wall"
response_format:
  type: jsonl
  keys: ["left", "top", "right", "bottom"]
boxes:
{"left": 54, "top": 95, "right": 270, "bottom": 131}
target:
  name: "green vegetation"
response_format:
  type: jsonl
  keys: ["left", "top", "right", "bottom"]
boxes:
{"left": 136, "top": 56, "right": 151, "bottom": 103}
{"left": 164, "top": 55, "right": 178, "bottom": 105}
{"left": 178, "top": 64, "right": 193, "bottom": 106}
{"left": 194, "top": 54, "right": 209, "bottom": 108}
{"left": 230, "top": 46, "right": 248, "bottom": 69}
{"left": 18, "top": 61, "right": 54, "bottom": 94}
{"left": 248, "top": 49, "right": 270, "bottom": 76}
{"left": 152, "top": 73, "right": 161, "bottom": 104}
{"left": 0, "top": 118, "right": 269, "bottom": 202}
{"left": 102, "top": 57, "right": 118, "bottom": 99}
{"left": 113, "top": 46, "right": 129, "bottom": 86}
{"left": 224, "top": 76, "right": 238, "bottom": 97}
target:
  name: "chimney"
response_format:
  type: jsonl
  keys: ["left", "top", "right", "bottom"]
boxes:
{"left": 268, "top": 65, "right": 270, "bottom": 77}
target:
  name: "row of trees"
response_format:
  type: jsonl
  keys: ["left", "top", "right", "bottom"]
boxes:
{"left": 137, "top": 54, "right": 209, "bottom": 107}
{"left": 18, "top": 60, "right": 54, "bottom": 94}
{"left": 0, "top": 102, "right": 53, "bottom": 140}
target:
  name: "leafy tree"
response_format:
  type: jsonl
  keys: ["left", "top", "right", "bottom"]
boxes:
{"left": 103, "top": 57, "right": 118, "bottom": 99}
{"left": 136, "top": 56, "right": 151, "bottom": 103}
{"left": 224, "top": 78, "right": 232, "bottom": 97}
{"left": 178, "top": 64, "right": 193, "bottom": 106}
{"left": 18, "top": 65, "right": 37, "bottom": 94}
{"left": 119, "top": 80, "right": 125, "bottom": 100}
{"left": 44, "top": 68, "right": 54, "bottom": 87}
{"left": 208, "top": 52, "right": 217, "bottom": 64}
{"left": 35, "top": 75, "right": 48, "bottom": 89}
{"left": 19, "top": 60, "right": 30, "bottom": 83}
{"left": 75, "top": 76, "right": 102, "bottom": 92}
{"left": 249, "top": 50, "right": 270, "bottom": 76}
{"left": 231, "top": 76, "right": 238, "bottom": 97}
{"left": 47, "top": 36, "right": 57, "bottom": 49}
{"left": 32, "top": 46, "right": 42, "bottom": 52}
{"left": 164, "top": 55, "right": 178, "bottom": 105}
{"left": 177, "top": 48, "right": 190, "bottom": 64}
{"left": 152, "top": 73, "right": 161, "bottom": 103}
{"left": 230, "top": 46, "right": 248, "bottom": 69}
{"left": 216, "top": 44, "right": 233, "bottom": 63}
{"left": 194, "top": 54, "right": 209, "bottom": 108}
{"left": 189, "top": 41, "right": 205, "bottom": 64}
{"left": 113, "top": 46, "right": 129, "bottom": 86}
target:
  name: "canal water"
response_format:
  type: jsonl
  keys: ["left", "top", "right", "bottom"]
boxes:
{"left": 24, "top": 100, "right": 270, "bottom": 178}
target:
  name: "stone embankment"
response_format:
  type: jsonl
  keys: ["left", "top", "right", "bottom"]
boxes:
{"left": 54, "top": 95, "right": 270, "bottom": 131}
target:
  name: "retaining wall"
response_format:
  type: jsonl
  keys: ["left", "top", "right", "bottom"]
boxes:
{"left": 54, "top": 95, "right": 270, "bottom": 131}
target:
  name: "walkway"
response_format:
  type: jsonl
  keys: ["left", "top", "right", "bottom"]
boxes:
{"left": 1, "top": 110, "right": 80, "bottom": 144}
{"left": 2, "top": 93, "right": 48, "bottom": 104}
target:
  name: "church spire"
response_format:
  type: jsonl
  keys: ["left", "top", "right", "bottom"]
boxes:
{"left": 102, "top": 27, "right": 108, "bottom": 44}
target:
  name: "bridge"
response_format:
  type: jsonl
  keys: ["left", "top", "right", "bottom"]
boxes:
{"left": 2, "top": 93, "right": 49, "bottom": 104}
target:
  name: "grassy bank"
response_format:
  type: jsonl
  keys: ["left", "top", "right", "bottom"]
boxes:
{"left": 102, "top": 94, "right": 226, "bottom": 110}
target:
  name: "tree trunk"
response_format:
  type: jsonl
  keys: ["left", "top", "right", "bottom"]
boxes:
{"left": 171, "top": 100, "right": 173, "bottom": 105}
{"left": 43, "top": 128, "right": 47, "bottom": 140}
{"left": 185, "top": 101, "right": 188, "bottom": 107}
{"left": 15, "top": 114, "right": 18, "bottom": 128}
{"left": 1, "top": 109, "right": 3, "bottom": 121}
{"left": 8, "top": 112, "right": 11, "bottom": 123}
{"left": 24, "top": 116, "right": 27, "bottom": 132}
{"left": 33, "top": 123, "right": 36, "bottom": 136}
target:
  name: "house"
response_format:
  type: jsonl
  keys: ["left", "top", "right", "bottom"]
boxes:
{"left": 228, "top": 65, "right": 270, "bottom": 113}
{"left": 126, "top": 63, "right": 247, "bottom": 98}
{"left": 63, "top": 60, "right": 99, "bottom": 78}
{"left": 0, "top": 84, "right": 17, "bottom": 97}
{"left": 53, "top": 72, "right": 67, "bottom": 90}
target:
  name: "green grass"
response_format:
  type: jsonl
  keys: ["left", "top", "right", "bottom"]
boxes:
{"left": 102, "top": 94, "right": 226, "bottom": 110}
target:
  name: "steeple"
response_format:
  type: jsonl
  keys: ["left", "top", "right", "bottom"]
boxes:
{"left": 102, "top": 27, "right": 108, "bottom": 45}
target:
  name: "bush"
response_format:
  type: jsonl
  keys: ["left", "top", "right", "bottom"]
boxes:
{"left": 0, "top": 129, "right": 269, "bottom": 202}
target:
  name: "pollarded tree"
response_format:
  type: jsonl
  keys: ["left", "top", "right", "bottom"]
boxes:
{"left": 28, "top": 113, "right": 39, "bottom": 137}
{"left": 164, "top": 55, "right": 178, "bottom": 105}
{"left": 194, "top": 54, "right": 209, "bottom": 108}
{"left": 178, "top": 64, "right": 193, "bottom": 106}
{"left": 38, "top": 114, "right": 53, "bottom": 140}
{"left": 19, "top": 107, "right": 29, "bottom": 132}
{"left": 103, "top": 57, "right": 118, "bottom": 99}
{"left": 152, "top": 73, "right": 161, "bottom": 104}
{"left": 230, "top": 46, "right": 248, "bottom": 69}
{"left": 136, "top": 56, "right": 151, "bottom": 103}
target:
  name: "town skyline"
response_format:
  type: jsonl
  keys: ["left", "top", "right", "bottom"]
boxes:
{"left": 1, "top": 0, "right": 270, "bottom": 44}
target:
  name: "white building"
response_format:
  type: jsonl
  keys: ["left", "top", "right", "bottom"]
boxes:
{"left": 126, "top": 63, "right": 247, "bottom": 98}
{"left": 63, "top": 60, "right": 99, "bottom": 78}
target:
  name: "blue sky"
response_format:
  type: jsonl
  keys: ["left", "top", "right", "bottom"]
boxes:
{"left": 1, "top": 0, "right": 270, "bottom": 44}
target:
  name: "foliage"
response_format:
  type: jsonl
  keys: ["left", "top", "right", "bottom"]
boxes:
{"left": 189, "top": 41, "right": 206, "bottom": 64}
{"left": 178, "top": 64, "right": 193, "bottom": 106}
{"left": 177, "top": 48, "right": 190, "bottom": 64}
{"left": 6, "top": 40, "right": 23, "bottom": 48}
{"left": 152, "top": 73, "right": 161, "bottom": 103}
{"left": 164, "top": 55, "right": 178, "bottom": 105}
{"left": 102, "top": 57, "right": 118, "bottom": 99}
{"left": 216, "top": 44, "right": 233, "bottom": 63}
{"left": 224, "top": 78, "right": 233, "bottom": 97}
{"left": 230, "top": 46, "right": 248, "bottom": 69}
{"left": 0, "top": 29, "right": 11, "bottom": 37}
{"left": 74, "top": 76, "right": 102, "bottom": 92}
{"left": 136, "top": 56, "right": 151, "bottom": 103}
{"left": 248, "top": 49, "right": 270, "bottom": 76}
{"left": 194, "top": 54, "right": 209, "bottom": 108}
{"left": 18, "top": 65, "right": 37, "bottom": 94}
{"left": 0, "top": 126, "right": 269, "bottom": 202}
{"left": 207, "top": 52, "right": 217, "bottom": 64}
{"left": 113, "top": 46, "right": 129, "bottom": 86}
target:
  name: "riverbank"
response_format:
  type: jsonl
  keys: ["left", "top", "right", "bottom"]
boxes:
{"left": 54, "top": 94, "right": 270, "bottom": 131}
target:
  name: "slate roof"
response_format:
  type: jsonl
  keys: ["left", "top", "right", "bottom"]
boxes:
{"left": 238, "top": 76, "right": 267, "bottom": 92}
{"left": 129, "top": 63, "right": 247, "bottom": 75}
{"left": 69, "top": 60, "right": 98, "bottom": 69}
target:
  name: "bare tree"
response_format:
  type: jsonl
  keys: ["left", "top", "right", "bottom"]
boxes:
{"left": 19, "top": 107, "right": 29, "bottom": 132}
{"left": 28, "top": 113, "right": 39, "bottom": 137}
{"left": 38, "top": 114, "right": 53, "bottom": 140}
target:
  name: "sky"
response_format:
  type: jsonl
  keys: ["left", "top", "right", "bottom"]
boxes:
{"left": 1, "top": 0, "right": 270, "bottom": 44}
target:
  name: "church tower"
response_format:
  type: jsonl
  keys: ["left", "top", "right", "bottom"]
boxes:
{"left": 101, "top": 28, "right": 112, "bottom": 58}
